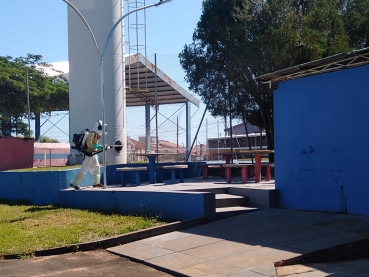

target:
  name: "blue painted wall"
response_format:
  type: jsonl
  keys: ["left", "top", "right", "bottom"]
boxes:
{"left": 0, "top": 169, "right": 94, "bottom": 205}
{"left": 274, "top": 65, "right": 369, "bottom": 215}
{"left": 0, "top": 162, "right": 206, "bottom": 219}
{"left": 0, "top": 162, "right": 202, "bottom": 205}
{"left": 58, "top": 190, "right": 215, "bottom": 220}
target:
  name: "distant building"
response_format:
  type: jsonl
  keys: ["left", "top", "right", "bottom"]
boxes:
{"left": 207, "top": 122, "right": 267, "bottom": 159}
{"left": 224, "top": 122, "right": 261, "bottom": 136}
{"left": 127, "top": 136, "right": 188, "bottom": 162}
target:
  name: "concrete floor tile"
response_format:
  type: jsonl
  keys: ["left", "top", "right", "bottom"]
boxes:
{"left": 250, "top": 209, "right": 334, "bottom": 229}
{"left": 249, "top": 227, "right": 318, "bottom": 246}
{"left": 311, "top": 214, "right": 369, "bottom": 232}
{"left": 138, "top": 231, "right": 193, "bottom": 246}
{"left": 226, "top": 263, "right": 277, "bottom": 277}
{"left": 218, "top": 246, "right": 299, "bottom": 269}
{"left": 189, "top": 218, "right": 288, "bottom": 242}
{"left": 188, "top": 215, "right": 255, "bottom": 235}
{"left": 275, "top": 263, "right": 366, "bottom": 277}
{"left": 147, "top": 252, "right": 208, "bottom": 270}
{"left": 107, "top": 207, "right": 369, "bottom": 277}
{"left": 328, "top": 258, "right": 369, "bottom": 274}
{"left": 176, "top": 260, "right": 243, "bottom": 277}
{"left": 107, "top": 242, "right": 174, "bottom": 260}
{"left": 276, "top": 264, "right": 330, "bottom": 277}
{"left": 235, "top": 226, "right": 354, "bottom": 253}
{"left": 181, "top": 240, "right": 261, "bottom": 260}
{"left": 280, "top": 230, "right": 357, "bottom": 252}
{"left": 221, "top": 225, "right": 309, "bottom": 245}
{"left": 150, "top": 233, "right": 224, "bottom": 252}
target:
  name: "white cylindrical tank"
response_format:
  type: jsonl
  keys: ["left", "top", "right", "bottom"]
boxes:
{"left": 67, "top": 0, "right": 127, "bottom": 164}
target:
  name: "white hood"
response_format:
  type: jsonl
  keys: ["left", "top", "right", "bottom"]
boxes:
{"left": 92, "top": 120, "right": 107, "bottom": 136}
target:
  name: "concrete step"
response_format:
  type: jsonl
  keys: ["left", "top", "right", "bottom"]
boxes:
{"left": 215, "top": 193, "right": 249, "bottom": 208}
{"left": 215, "top": 206, "right": 260, "bottom": 219}
{"left": 182, "top": 187, "right": 229, "bottom": 194}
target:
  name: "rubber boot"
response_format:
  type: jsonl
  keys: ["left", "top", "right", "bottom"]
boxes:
{"left": 70, "top": 172, "right": 85, "bottom": 190}
{"left": 92, "top": 174, "right": 102, "bottom": 187}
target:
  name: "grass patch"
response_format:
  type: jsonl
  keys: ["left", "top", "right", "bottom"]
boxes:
{"left": 0, "top": 199, "right": 168, "bottom": 258}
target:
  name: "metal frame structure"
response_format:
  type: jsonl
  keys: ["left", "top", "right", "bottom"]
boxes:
{"left": 256, "top": 48, "right": 369, "bottom": 84}
{"left": 125, "top": 53, "right": 200, "bottom": 107}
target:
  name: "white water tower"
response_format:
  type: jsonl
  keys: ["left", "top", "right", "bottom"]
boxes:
{"left": 67, "top": 0, "right": 127, "bottom": 164}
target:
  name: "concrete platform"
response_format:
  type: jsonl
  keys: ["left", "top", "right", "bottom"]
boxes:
{"left": 59, "top": 177, "right": 278, "bottom": 220}
{"left": 58, "top": 178, "right": 369, "bottom": 276}
{"left": 100, "top": 177, "right": 276, "bottom": 192}
{"left": 108, "top": 177, "right": 278, "bottom": 209}
{"left": 108, "top": 208, "right": 369, "bottom": 277}
{"left": 2, "top": 176, "right": 369, "bottom": 276}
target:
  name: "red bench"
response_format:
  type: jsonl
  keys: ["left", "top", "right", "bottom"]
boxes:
{"left": 261, "top": 163, "right": 274, "bottom": 181}
{"left": 222, "top": 163, "right": 255, "bottom": 183}
{"left": 199, "top": 162, "right": 225, "bottom": 179}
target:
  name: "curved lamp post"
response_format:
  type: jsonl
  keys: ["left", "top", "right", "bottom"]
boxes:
{"left": 62, "top": 0, "right": 172, "bottom": 188}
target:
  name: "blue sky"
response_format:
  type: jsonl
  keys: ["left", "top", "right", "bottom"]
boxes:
{"left": 0, "top": 0, "right": 203, "bottom": 63}
{"left": 1, "top": 0, "right": 231, "bottom": 144}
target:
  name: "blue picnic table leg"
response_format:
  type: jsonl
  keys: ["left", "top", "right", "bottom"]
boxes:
{"left": 120, "top": 171, "right": 127, "bottom": 186}
{"left": 170, "top": 169, "right": 176, "bottom": 184}
{"left": 156, "top": 167, "right": 163, "bottom": 183}
{"left": 179, "top": 169, "right": 184, "bottom": 183}
{"left": 132, "top": 171, "right": 140, "bottom": 186}
{"left": 148, "top": 156, "right": 156, "bottom": 184}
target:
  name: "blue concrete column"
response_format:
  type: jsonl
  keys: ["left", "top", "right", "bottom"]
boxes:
{"left": 148, "top": 155, "right": 157, "bottom": 184}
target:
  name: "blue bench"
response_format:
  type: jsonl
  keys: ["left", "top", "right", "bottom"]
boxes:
{"left": 116, "top": 167, "right": 147, "bottom": 186}
{"left": 156, "top": 165, "right": 188, "bottom": 184}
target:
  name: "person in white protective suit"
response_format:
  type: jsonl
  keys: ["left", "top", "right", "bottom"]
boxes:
{"left": 70, "top": 120, "right": 107, "bottom": 190}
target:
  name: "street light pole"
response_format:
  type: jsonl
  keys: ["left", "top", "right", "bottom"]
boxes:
{"left": 62, "top": 0, "right": 172, "bottom": 188}
{"left": 26, "top": 66, "right": 31, "bottom": 138}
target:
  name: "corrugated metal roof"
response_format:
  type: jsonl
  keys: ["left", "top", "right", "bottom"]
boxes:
{"left": 125, "top": 53, "right": 200, "bottom": 107}
{"left": 255, "top": 47, "right": 369, "bottom": 84}
{"left": 49, "top": 54, "right": 200, "bottom": 108}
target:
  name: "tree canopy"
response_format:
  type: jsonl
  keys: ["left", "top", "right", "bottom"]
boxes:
{"left": 180, "top": 0, "right": 362, "bottom": 158}
{"left": 0, "top": 54, "right": 69, "bottom": 137}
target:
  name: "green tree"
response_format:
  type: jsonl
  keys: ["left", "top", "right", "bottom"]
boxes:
{"left": 179, "top": 0, "right": 275, "bottom": 154}
{"left": 39, "top": 136, "right": 59, "bottom": 143}
{"left": 343, "top": 0, "right": 369, "bottom": 49}
{"left": 180, "top": 0, "right": 353, "bottom": 161}
{"left": 0, "top": 54, "right": 69, "bottom": 137}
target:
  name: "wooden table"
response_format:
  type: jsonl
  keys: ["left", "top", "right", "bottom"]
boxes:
{"left": 237, "top": 150, "right": 274, "bottom": 182}
{"left": 137, "top": 153, "right": 164, "bottom": 184}
{"left": 215, "top": 152, "right": 237, "bottom": 180}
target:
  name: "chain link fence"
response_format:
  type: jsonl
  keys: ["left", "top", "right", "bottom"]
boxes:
{"left": 1, "top": 54, "right": 234, "bottom": 167}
